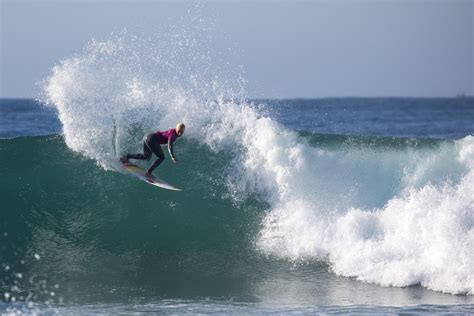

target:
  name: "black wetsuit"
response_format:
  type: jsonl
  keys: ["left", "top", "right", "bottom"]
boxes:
{"left": 125, "top": 133, "right": 175, "bottom": 174}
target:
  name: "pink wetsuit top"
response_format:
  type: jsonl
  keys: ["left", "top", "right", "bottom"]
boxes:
{"left": 155, "top": 128, "right": 178, "bottom": 145}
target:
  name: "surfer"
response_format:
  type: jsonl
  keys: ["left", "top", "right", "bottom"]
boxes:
{"left": 120, "top": 123, "right": 185, "bottom": 179}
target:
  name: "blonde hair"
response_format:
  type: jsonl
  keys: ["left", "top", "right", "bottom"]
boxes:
{"left": 176, "top": 123, "right": 185, "bottom": 133}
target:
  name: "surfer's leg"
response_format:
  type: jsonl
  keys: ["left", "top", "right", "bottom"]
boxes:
{"left": 124, "top": 134, "right": 153, "bottom": 161}
{"left": 147, "top": 142, "right": 165, "bottom": 174}
{"left": 126, "top": 145, "right": 151, "bottom": 160}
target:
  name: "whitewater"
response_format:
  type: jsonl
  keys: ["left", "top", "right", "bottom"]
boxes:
{"left": 38, "top": 29, "right": 474, "bottom": 298}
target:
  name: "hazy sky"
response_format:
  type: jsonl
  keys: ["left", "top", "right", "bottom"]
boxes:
{"left": 1, "top": 0, "right": 473, "bottom": 98}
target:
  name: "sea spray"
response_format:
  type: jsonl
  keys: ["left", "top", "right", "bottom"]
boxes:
{"left": 42, "top": 20, "right": 246, "bottom": 170}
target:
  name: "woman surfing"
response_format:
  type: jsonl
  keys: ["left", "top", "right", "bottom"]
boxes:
{"left": 120, "top": 123, "right": 185, "bottom": 179}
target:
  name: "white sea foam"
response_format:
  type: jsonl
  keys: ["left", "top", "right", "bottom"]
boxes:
{"left": 43, "top": 29, "right": 473, "bottom": 295}
{"left": 256, "top": 136, "right": 474, "bottom": 295}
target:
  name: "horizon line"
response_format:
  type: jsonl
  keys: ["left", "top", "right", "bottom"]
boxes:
{"left": 1, "top": 95, "right": 473, "bottom": 101}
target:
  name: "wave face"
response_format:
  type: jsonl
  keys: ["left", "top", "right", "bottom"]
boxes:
{"left": 0, "top": 135, "right": 266, "bottom": 303}
{"left": 2, "top": 30, "right": 472, "bottom": 302}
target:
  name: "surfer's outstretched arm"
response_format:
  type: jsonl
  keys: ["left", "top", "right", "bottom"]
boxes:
{"left": 168, "top": 138, "right": 178, "bottom": 163}
{"left": 168, "top": 123, "right": 185, "bottom": 164}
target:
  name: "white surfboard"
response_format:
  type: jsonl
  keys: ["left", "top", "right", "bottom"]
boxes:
{"left": 121, "top": 162, "right": 181, "bottom": 191}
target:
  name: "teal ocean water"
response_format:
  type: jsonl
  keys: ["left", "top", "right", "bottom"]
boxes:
{"left": 1, "top": 98, "right": 473, "bottom": 314}
{"left": 1, "top": 31, "right": 473, "bottom": 314}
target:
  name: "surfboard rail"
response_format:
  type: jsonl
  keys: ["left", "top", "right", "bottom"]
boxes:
{"left": 121, "top": 162, "right": 181, "bottom": 191}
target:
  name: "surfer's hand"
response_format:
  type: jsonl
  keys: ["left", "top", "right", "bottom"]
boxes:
{"left": 172, "top": 158, "right": 179, "bottom": 164}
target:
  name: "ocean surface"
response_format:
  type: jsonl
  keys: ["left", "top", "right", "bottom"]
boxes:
{"left": 1, "top": 97, "right": 473, "bottom": 315}
{"left": 1, "top": 31, "right": 474, "bottom": 315}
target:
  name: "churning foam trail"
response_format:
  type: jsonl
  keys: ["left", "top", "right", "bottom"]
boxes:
{"left": 43, "top": 29, "right": 473, "bottom": 295}
{"left": 257, "top": 136, "right": 474, "bottom": 295}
